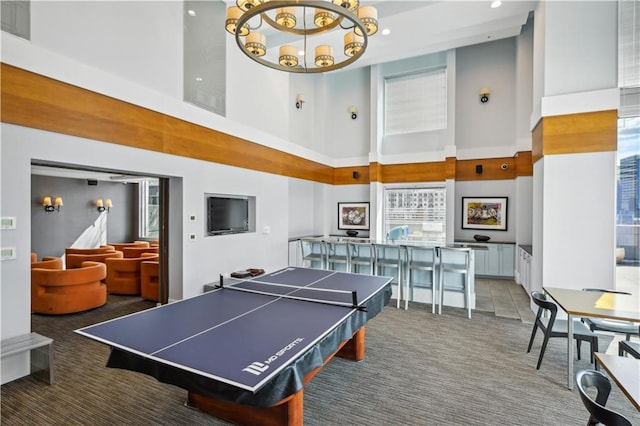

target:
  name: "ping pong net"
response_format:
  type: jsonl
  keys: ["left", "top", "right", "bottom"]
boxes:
{"left": 215, "top": 275, "right": 365, "bottom": 310}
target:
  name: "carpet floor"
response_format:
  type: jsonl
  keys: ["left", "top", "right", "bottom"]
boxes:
{"left": 2, "top": 295, "right": 638, "bottom": 425}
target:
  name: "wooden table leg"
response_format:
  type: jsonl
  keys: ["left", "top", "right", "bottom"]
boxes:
{"left": 188, "top": 388, "right": 303, "bottom": 426}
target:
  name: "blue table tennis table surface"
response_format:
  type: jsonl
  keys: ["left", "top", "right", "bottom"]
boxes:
{"left": 76, "top": 267, "right": 392, "bottom": 406}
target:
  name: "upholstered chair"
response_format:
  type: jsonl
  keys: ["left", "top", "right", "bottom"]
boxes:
{"left": 66, "top": 251, "right": 123, "bottom": 269}
{"left": 31, "top": 261, "right": 107, "bottom": 314}
{"left": 31, "top": 256, "right": 64, "bottom": 270}
{"left": 109, "top": 241, "right": 149, "bottom": 252}
{"left": 140, "top": 258, "right": 160, "bottom": 302}
{"left": 65, "top": 246, "right": 116, "bottom": 257}
{"left": 122, "top": 246, "right": 159, "bottom": 258}
{"left": 105, "top": 254, "right": 159, "bottom": 295}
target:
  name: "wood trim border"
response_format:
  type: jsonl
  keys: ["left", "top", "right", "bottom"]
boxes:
{"left": 2, "top": 63, "right": 535, "bottom": 185}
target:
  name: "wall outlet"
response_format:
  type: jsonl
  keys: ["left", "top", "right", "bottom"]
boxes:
{"left": 189, "top": 234, "right": 196, "bottom": 240}
{"left": 189, "top": 215, "right": 196, "bottom": 221}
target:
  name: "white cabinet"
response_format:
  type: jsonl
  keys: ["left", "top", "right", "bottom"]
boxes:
{"left": 459, "top": 242, "right": 515, "bottom": 278}
{"left": 518, "top": 246, "right": 532, "bottom": 292}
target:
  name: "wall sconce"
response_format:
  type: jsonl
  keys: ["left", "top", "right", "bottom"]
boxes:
{"left": 96, "top": 198, "right": 113, "bottom": 212}
{"left": 295, "top": 94, "right": 304, "bottom": 109}
{"left": 479, "top": 87, "right": 490, "bottom": 103}
{"left": 42, "top": 196, "right": 63, "bottom": 212}
{"left": 349, "top": 106, "right": 358, "bottom": 120}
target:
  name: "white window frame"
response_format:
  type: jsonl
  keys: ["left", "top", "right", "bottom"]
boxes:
{"left": 138, "top": 179, "right": 159, "bottom": 239}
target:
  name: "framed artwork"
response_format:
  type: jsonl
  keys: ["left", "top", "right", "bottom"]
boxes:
{"left": 462, "top": 197, "right": 508, "bottom": 231}
{"left": 338, "top": 202, "right": 370, "bottom": 231}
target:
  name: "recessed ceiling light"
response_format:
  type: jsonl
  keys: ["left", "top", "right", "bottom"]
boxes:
{"left": 491, "top": 0, "right": 502, "bottom": 8}
{"left": 381, "top": 28, "right": 391, "bottom": 36}
{"left": 187, "top": 9, "right": 196, "bottom": 17}
{"left": 196, "top": 77, "right": 203, "bottom": 82}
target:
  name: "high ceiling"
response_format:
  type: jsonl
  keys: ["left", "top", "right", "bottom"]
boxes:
{"left": 216, "top": 0, "right": 537, "bottom": 70}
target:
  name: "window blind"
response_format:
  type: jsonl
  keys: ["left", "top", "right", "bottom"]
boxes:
{"left": 384, "top": 68, "right": 447, "bottom": 135}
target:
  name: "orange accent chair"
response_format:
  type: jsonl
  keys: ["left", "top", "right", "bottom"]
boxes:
{"left": 66, "top": 251, "right": 123, "bottom": 269}
{"left": 105, "top": 254, "right": 159, "bottom": 295}
{"left": 65, "top": 246, "right": 116, "bottom": 257}
{"left": 110, "top": 242, "right": 149, "bottom": 252}
{"left": 141, "top": 258, "right": 160, "bottom": 302}
{"left": 31, "top": 256, "right": 64, "bottom": 270}
{"left": 31, "top": 261, "right": 107, "bottom": 314}
{"left": 122, "top": 246, "right": 159, "bottom": 258}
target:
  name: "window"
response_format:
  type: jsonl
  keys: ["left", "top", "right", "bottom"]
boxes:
{"left": 1, "top": 0, "right": 30, "bottom": 40}
{"left": 383, "top": 187, "right": 446, "bottom": 243}
{"left": 384, "top": 67, "right": 447, "bottom": 136}
{"left": 139, "top": 179, "right": 159, "bottom": 239}
{"left": 616, "top": 0, "right": 640, "bottom": 263}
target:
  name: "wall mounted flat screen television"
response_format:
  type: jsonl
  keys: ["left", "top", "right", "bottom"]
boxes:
{"left": 207, "top": 196, "right": 249, "bottom": 235}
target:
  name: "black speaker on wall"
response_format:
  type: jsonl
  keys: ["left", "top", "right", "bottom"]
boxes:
{"left": 87, "top": 179, "right": 98, "bottom": 186}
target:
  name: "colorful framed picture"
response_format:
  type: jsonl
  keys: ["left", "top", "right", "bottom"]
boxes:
{"left": 462, "top": 197, "right": 508, "bottom": 231}
{"left": 338, "top": 202, "right": 370, "bottom": 231}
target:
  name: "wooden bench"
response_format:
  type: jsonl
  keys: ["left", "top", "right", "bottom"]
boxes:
{"left": 1, "top": 332, "right": 54, "bottom": 384}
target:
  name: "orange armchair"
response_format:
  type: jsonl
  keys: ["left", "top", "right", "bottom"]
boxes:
{"left": 141, "top": 259, "right": 160, "bottom": 302}
{"left": 105, "top": 254, "right": 159, "bottom": 295}
{"left": 66, "top": 251, "right": 123, "bottom": 269}
{"left": 31, "top": 256, "right": 63, "bottom": 270}
{"left": 31, "top": 261, "right": 107, "bottom": 314}
{"left": 122, "top": 246, "right": 159, "bottom": 258}
{"left": 110, "top": 242, "right": 149, "bottom": 252}
{"left": 65, "top": 246, "right": 116, "bottom": 257}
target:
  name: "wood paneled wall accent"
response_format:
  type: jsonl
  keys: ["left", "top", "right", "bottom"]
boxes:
{"left": 334, "top": 166, "right": 370, "bottom": 185}
{"left": 532, "top": 110, "right": 617, "bottom": 164}
{"left": 374, "top": 161, "right": 448, "bottom": 183}
{"left": 514, "top": 151, "right": 533, "bottom": 176}
{"left": 456, "top": 157, "right": 516, "bottom": 181}
{"left": 369, "top": 162, "right": 382, "bottom": 183}
{"left": 0, "top": 64, "right": 334, "bottom": 184}
{"left": 445, "top": 157, "right": 456, "bottom": 180}
{"left": 532, "top": 119, "right": 543, "bottom": 163}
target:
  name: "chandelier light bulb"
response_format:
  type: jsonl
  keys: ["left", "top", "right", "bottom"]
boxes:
{"left": 315, "top": 45, "right": 334, "bottom": 67}
{"left": 279, "top": 45, "right": 299, "bottom": 68}
{"left": 344, "top": 32, "right": 364, "bottom": 57}
{"left": 225, "top": 6, "right": 249, "bottom": 36}
{"left": 245, "top": 32, "right": 266, "bottom": 57}
{"left": 276, "top": 7, "right": 296, "bottom": 28}
{"left": 355, "top": 6, "right": 378, "bottom": 36}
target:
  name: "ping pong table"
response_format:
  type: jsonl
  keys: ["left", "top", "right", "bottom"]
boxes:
{"left": 75, "top": 266, "right": 392, "bottom": 425}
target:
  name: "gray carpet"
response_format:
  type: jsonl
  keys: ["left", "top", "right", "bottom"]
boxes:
{"left": 2, "top": 295, "right": 638, "bottom": 425}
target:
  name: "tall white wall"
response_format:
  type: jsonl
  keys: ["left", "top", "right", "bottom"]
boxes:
{"left": 31, "top": 1, "right": 183, "bottom": 98}
{"left": 544, "top": 1, "right": 618, "bottom": 96}
{"left": 455, "top": 37, "right": 517, "bottom": 158}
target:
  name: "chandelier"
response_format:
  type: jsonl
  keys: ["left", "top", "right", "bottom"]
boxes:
{"left": 225, "top": 1, "right": 379, "bottom": 73}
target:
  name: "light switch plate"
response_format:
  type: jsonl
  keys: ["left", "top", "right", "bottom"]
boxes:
{"left": 0, "top": 247, "right": 16, "bottom": 260}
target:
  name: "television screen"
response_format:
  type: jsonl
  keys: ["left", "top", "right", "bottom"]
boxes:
{"left": 207, "top": 196, "right": 249, "bottom": 235}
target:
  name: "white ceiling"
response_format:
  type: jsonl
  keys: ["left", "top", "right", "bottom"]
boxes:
{"left": 218, "top": 0, "right": 537, "bottom": 70}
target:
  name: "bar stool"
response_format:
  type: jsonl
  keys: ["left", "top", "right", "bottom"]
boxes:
{"left": 437, "top": 247, "right": 472, "bottom": 318}
{"left": 348, "top": 242, "right": 375, "bottom": 275}
{"left": 373, "top": 243, "right": 405, "bottom": 309}
{"left": 406, "top": 245, "right": 437, "bottom": 313}
{"left": 325, "top": 240, "right": 351, "bottom": 272}
{"left": 300, "top": 238, "right": 326, "bottom": 269}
